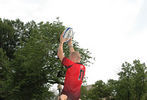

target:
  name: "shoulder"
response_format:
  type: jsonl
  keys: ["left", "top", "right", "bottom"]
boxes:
{"left": 76, "top": 63, "right": 86, "bottom": 69}
{"left": 62, "top": 57, "right": 73, "bottom": 63}
{"left": 62, "top": 57, "right": 75, "bottom": 68}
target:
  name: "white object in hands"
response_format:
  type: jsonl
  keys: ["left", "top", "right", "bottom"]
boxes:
{"left": 63, "top": 27, "right": 74, "bottom": 42}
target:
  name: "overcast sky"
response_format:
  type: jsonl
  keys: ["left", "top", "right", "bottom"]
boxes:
{"left": 0, "top": 0, "right": 147, "bottom": 85}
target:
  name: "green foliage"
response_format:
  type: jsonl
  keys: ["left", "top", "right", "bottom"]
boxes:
{"left": 116, "top": 60, "right": 147, "bottom": 100}
{"left": 86, "top": 80, "right": 112, "bottom": 100}
{"left": 0, "top": 18, "right": 29, "bottom": 59}
{"left": 0, "top": 48, "right": 10, "bottom": 99}
{"left": 0, "top": 18, "right": 93, "bottom": 100}
{"left": 92, "top": 80, "right": 109, "bottom": 98}
{"left": 106, "top": 79, "right": 118, "bottom": 98}
{"left": 80, "top": 60, "right": 146, "bottom": 100}
{"left": 132, "top": 60, "right": 147, "bottom": 100}
{"left": 0, "top": 19, "right": 15, "bottom": 59}
{"left": 80, "top": 86, "right": 88, "bottom": 100}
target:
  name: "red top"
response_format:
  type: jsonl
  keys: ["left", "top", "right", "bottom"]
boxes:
{"left": 61, "top": 57, "right": 86, "bottom": 100}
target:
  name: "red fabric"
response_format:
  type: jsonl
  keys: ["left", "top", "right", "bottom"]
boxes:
{"left": 61, "top": 57, "right": 86, "bottom": 100}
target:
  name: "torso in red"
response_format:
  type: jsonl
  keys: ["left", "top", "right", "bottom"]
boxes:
{"left": 61, "top": 57, "right": 86, "bottom": 100}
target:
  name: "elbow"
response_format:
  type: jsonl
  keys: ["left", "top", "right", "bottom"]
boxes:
{"left": 57, "top": 52, "right": 64, "bottom": 61}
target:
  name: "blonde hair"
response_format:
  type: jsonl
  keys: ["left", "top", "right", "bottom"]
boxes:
{"left": 70, "top": 51, "right": 81, "bottom": 61}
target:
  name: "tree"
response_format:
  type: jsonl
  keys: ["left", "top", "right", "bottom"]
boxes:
{"left": 87, "top": 80, "right": 109, "bottom": 100}
{"left": 106, "top": 79, "right": 118, "bottom": 100}
{"left": 0, "top": 19, "right": 15, "bottom": 59}
{"left": 116, "top": 62, "right": 133, "bottom": 100}
{"left": 116, "top": 60, "right": 147, "bottom": 100}
{"left": 80, "top": 85, "right": 89, "bottom": 100}
{"left": 0, "top": 18, "right": 31, "bottom": 59}
{"left": 0, "top": 48, "right": 11, "bottom": 100}
{"left": 131, "top": 60, "right": 147, "bottom": 100}
{"left": 0, "top": 18, "right": 93, "bottom": 100}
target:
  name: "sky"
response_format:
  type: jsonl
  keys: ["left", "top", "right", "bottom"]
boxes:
{"left": 0, "top": 0, "right": 147, "bottom": 85}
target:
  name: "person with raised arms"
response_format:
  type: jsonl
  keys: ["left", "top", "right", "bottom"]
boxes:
{"left": 57, "top": 31, "right": 86, "bottom": 100}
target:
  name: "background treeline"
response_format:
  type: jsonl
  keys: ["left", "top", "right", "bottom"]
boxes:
{"left": 0, "top": 18, "right": 92, "bottom": 100}
{"left": 81, "top": 60, "right": 147, "bottom": 100}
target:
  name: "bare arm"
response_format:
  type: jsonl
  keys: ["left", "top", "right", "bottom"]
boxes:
{"left": 57, "top": 42, "right": 64, "bottom": 61}
{"left": 68, "top": 38, "right": 75, "bottom": 53}
{"left": 57, "top": 32, "right": 66, "bottom": 61}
